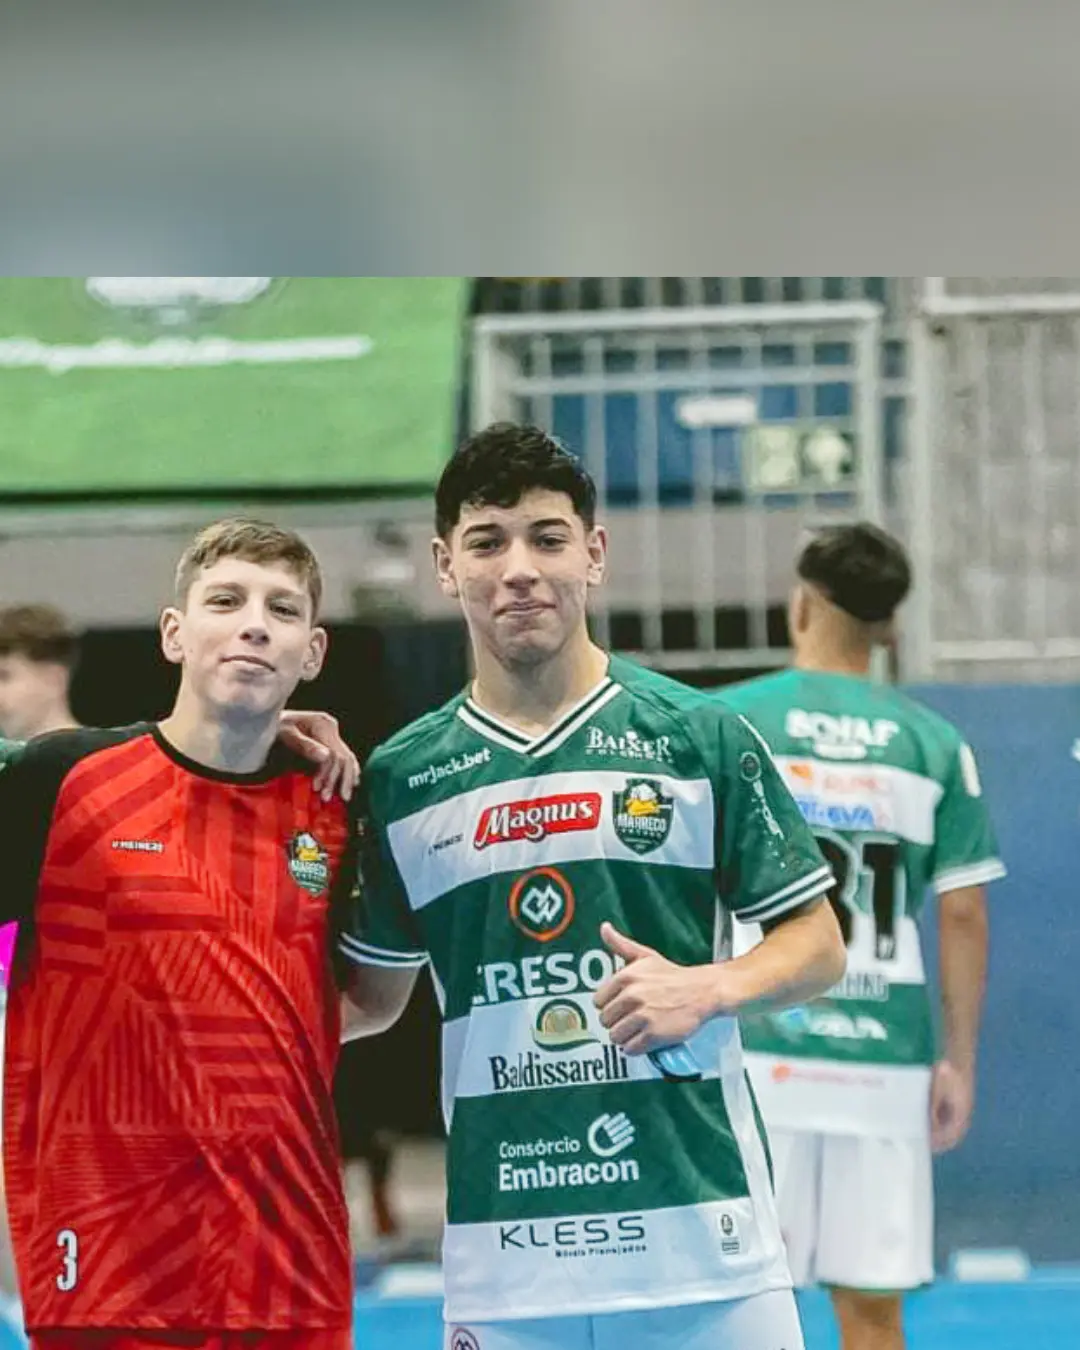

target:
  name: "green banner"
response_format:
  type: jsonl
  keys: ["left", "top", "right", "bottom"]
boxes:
{"left": 0, "top": 277, "right": 465, "bottom": 493}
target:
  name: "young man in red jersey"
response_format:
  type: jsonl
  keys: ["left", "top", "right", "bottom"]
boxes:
{"left": 0, "top": 519, "right": 364, "bottom": 1350}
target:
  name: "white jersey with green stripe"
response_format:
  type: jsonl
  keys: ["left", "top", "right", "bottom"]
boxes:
{"left": 344, "top": 655, "right": 832, "bottom": 1322}
{"left": 720, "top": 669, "right": 1006, "bottom": 1139}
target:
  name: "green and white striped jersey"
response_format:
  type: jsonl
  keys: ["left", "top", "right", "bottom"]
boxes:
{"left": 720, "top": 669, "right": 1006, "bottom": 1139}
{"left": 345, "top": 655, "right": 831, "bottom": 1322}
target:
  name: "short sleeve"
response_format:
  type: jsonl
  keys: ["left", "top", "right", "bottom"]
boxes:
{"left": 717, "top": 714, "right": 833, "bottom": 924}
{"left": 337, "top": 768, "right": 428, "bottom": 971}
{"left": 930, "top": 741, "right": 1006, "bottom": 895}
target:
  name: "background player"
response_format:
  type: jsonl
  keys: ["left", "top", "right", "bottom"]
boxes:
{"left": 0, "top": 518, "right": 363, "bottom": 1350}
{"left": 340, "top": 424, "right": 847, "bottom": 1350}
{"left": 0, "top": 604, "right": 81, "bottom": 741}
{"left": 0, "top": 605, "right": 82, "bottom": 1308}
{"left": 722, "top": 523, "right": 1006, "bottom": 1350}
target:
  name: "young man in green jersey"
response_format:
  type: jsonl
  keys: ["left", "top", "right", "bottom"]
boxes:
{"left": 340, "top": 424, "right": 846, "bottom": 1350}
{"left": 722, "top": 523, "right": 1006, "bottom": 1350}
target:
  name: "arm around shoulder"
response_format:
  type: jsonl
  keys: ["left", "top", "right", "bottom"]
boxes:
{"left": 338, "top": 739, "right": 433, "bottom": 1040}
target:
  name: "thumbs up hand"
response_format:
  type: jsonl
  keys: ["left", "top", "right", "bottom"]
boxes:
{"left": 599, "top": 922, "right": 656, "bottom": 964}
{"left": 593, "top": 921, "right": 721, "bottom": 1055}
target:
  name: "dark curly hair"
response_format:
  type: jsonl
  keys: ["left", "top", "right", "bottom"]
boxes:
{"left": 435, "top": 423, "right": 596, "bottom": 538}
{"left": 797, "top": 522, "right": 911, "bottom": 623}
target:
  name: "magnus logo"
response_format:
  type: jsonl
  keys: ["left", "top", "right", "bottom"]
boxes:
{"left": 786, "top": 709, "right": 900, "bottom": 761}
{"left": 408, "top": 747, "right": 491, "bottom": 790}
{"left": 473, "top": 792, "right": 601, "bottom": 850}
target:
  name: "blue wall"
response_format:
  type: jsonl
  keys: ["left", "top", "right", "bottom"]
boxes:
{"left": 909, "top": 684, "right": 1080, "bottom": 1261}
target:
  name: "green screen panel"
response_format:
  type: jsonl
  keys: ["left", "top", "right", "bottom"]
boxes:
{"left": 0, "top": 277, "right": 466, "bottom": 493}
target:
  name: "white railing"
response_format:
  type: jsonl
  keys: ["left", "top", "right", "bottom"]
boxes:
{"left": 472, "top": 303, "right": 885, "bottom": 673}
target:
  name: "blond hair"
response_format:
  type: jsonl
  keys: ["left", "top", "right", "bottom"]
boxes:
{"left": 174, "top": 518, "right": 323, "bottom": 617}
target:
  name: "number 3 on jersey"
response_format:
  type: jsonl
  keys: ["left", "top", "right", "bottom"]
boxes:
{"left": 56, "top": 1228, "right": 78, "bottom": 1291}
{"left": 814, "top": 829, "right": 903, "bottom": 963}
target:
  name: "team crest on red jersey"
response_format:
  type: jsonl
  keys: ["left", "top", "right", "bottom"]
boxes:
{"left": 287, "top": 831, "right": 331, "bottom": 895}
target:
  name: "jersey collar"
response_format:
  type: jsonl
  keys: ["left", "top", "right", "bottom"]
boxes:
{"left": 457, "top": 673, "right": 623, "bottom": 759}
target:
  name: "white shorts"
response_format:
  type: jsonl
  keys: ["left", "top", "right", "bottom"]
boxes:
{"left": 444, "top": 1288, "right": 803, "bottom": 1350}
{"left": 770, "top": 1129, "right": 933, "bottom": 1292}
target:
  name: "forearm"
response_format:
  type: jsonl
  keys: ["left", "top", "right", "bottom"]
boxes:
{"left": 340, "top": 964, "right": 418, "bottom": 1042}
{"left": 938, "top": 888, "right": 988, "bottom": 1071}
{"left": 340, "top": 994, "right": 395, "bottom": 1042}
{"left": 713, "top": 902, "right": 846, "bottom": 1017}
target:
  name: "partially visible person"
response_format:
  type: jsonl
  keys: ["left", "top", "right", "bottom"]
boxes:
{"left": 722, "top": 523, "right": 1006, "bottom": 1350}
{"left": 0, "top": 605, "right": 81, "bottom": 741}
{"left": 0, "top": 605, "right": 81, "bottom": 1310}
{"left": 338, "top": 1108, "right": 403, "bottom": 1249}
{"left": 0, "top": 605, "right": 82, "bottom": 1013}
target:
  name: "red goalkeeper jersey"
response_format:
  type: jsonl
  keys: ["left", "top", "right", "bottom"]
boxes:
{"left": 0, "top": 726, "right": 360, "bottom": 1332}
